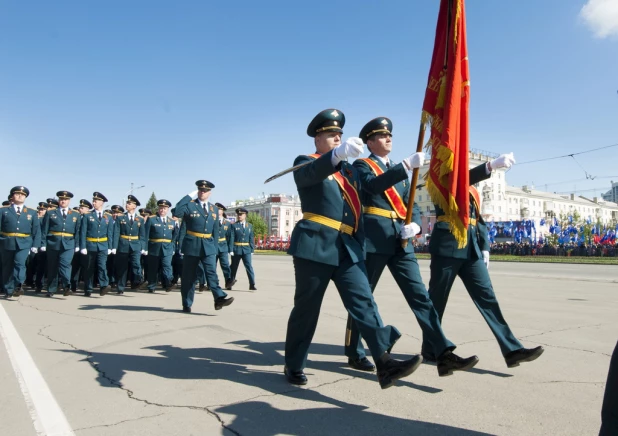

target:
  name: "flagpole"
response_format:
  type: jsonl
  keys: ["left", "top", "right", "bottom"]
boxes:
{"left": 401, "top": 122, "right": 426, "bottom": 248}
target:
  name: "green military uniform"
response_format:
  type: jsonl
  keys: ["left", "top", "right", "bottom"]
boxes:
{"left": 112, "top": 196, "right": 145, "bottom": 294}
{"left": 424, "top": 164, "right": 524, "bottom": 358}
{"left": 142, "top": 199, "right": 177, "bottom": 292}
{"left": 214, "top": 203, "right": 234, "bottom": 289}
{"left": 70, "top": 199, "right": 92, "bottom": 291}
{"left": 40, "top": 191, "right": 80, "bottom": 296}
{"left": 1, "top": 186, "right": 41, "bottom": 297}
{"left": 229, "top": 208, "right": 256, "bottom": 290}
{"left": 173, "top": 180, "right": 232, "bottom": 312}
{"left": 284, "top": 109, "right": 411, "bottom": 388}
{"left": 79, "top": 192, "right": 114, "bottom": 296}
{"left": 344, "top": 117, "right": 472, "bottom": 376}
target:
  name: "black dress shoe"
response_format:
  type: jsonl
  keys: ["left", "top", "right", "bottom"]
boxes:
{"left": 249, "top": 284, "right": 257, "bottom": 291}
{"left": 148, "top": 289, "right": 155, "bottom": 293}
{"left": 214, "top": 296, "right": 234, "bottom": 310}
{"left": 437, "top": 351, "right": 479, "bottom": 377}
{"left": 348, "top": 357, "right": 376, "bottom": 372}
{"left": 139, "top": 281, "right": 149, "bottom": 291}
{"left": 164, "top": 285, "right": 173, "bottom": 292}
{"left": 198, "top": 284, "right": 206, "bottom": 292}
{"left": 117, "top": 290, "right": 124, "bottom": 295}
{"left": 84, "top": 291, "right": 92, "bottom": 297}
{"left": 505, "top": 346, "right": 544, "bottom": 368}
{"left": 376, "top": 353, "right": 423, "bottom": 389}
{"left": 63, "top": 287, "right": 71, "bottom": 297}
{"left": 225, "top": 279, "right": 237, "bottom": 290}
{"left": 182, "top": 306, "right": 191, "bottom": 313}
{"left": 35, "top": 287, "right": 42, "bottom": 293}
{"left": 45, "top": 292, "right": 53, "bottom": 298}
{"left": 100, "top": 286, "right": 109, "bottom": 296}
{"left": 14, "top": 287, "right": 23, "bottom": 297}
{"left": 284, "top": 366, "right": 308, "bottom": 385}
{"left": 131, "top": 281, "right": 144, "bottom": 290}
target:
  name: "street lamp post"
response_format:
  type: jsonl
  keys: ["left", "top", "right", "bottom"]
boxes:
{"left": 122, "top": 183, "right": 145, "bottom": 206}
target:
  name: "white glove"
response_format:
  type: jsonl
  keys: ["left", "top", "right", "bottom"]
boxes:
{"left": 332, "top": 137, "right": 364, "bottom": 165}
{"left": 179, "top": 251, "right": 183, "bottom": 256}
{"left": 107, "top": 249, "right": 112, "bottom": 255}
{"left": 111, "top": 249, "right": 117, "bottom": 255}
{"left": 31, "top": 247, "right": 38, "bottom": 254}
{"left": 80, "top": 248, "right": 87, "bottom": 255}
{"left": 402, "top": 152, "right": 426, "bottom": 170}
{"left": 40, "top": 246, "right": 46, "bottom": 252}
{"left": 75, "top": 247, "right": 80, "bottom": 253}
{"left": 400, "top": 222, "right": 421, "bottom": 239}
{"left": 482, "top": 250, "right": 490, "bottom": 269}
{"left": 490, "top": 152, "right": 516, "bottom": 171}
{"left": 141, "top": 250, "right": 147, "bottom": 255}
{"left": 230, "top": 252, "right": 234, "bottom": 256}
{"left": 188, "top": 190, "right": 198, "bottom": 199}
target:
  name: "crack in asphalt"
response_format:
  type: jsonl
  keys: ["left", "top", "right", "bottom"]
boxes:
{"left": 537, "top": 380, "right": 605, "bottom": 385}
{"left": 73, "top": 412, "right": 166, "bottom": 431}
{"left": 520, "top": 323, "right": 604, "bottom": 339}
{"left": 18, "top": 299, "right": 112, "bottom": 322}
{"left": 525, "top": 339, "right": 611, "bottom": 357}
{"left": 36, "top": 326, "right": 242, "bottom": 436}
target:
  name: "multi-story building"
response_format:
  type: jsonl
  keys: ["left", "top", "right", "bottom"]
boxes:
{"left": 602, "top": 181, "right": 618, "bottom": 203}
{"left": 229, "top": 194, "right": 302, "bottom": 239}
{"left": 415, "top": 150, "right": 618, "bottom": 237}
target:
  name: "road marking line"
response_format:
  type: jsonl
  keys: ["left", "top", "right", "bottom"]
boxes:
{"left": 0, "top": 303, "right": 75, "bottom": 436}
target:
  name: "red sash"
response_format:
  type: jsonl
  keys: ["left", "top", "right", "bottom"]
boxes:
{"left": 308, "top": 154, "right": 361, "bottom": 232}
{"left": 358, "top": 158, "right": 407, "bottom": 219}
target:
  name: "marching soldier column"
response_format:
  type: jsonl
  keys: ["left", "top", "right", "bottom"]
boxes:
{"left": 140, "top": 199, "right": 177, "bottom": 293}
{"left": 112, "top": 195, "right": 145, "bottom": 295}
{"left": 228, "top": 207, "right": 256, "bottom": 291}
{"left": 79, "top": 192, "right": 114, "bottom": 297}
{"left": 40, "top": 191, "right": 80, "bottom": 297}
{"left": 1, "top": 186, "right": 40, "bottom": 298}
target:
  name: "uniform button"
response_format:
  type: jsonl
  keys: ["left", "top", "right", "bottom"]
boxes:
{"left": 17, "top": 228, "right": 19, "bottom": 230}
{"left": 344, "top": 213, "right": 348, "bottom": 216}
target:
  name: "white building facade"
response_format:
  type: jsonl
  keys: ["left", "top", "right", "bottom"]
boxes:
{"left": 230, "top": 194, "right": 302, "bottom": 239}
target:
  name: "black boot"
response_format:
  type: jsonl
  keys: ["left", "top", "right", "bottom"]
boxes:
{"left": 284, "top": 366, "right": 307, "bottom": 385}
{"left": 375, "top": 352, "right": 422, "bottom": 389}
{"left": 437, "top": 350, "right": 479, "bottom": 377}
{"left": 348, "top": 357, "right": 376, "bottom": 372}
{"left": 505, "top": 346, "right": 544, "bottom": 368}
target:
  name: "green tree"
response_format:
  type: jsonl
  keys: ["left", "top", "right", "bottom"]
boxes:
{"left": 145, "top": 192, "right": 158, "bottom": 212}
{"left": 247, "top": 212, "right": 267, "bottom": 237}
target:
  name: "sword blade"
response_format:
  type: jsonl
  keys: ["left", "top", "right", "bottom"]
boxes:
{"left": 264, "top": 161, "right": 312, "bottom": 184}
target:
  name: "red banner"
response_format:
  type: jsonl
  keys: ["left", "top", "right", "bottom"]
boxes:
{"left": 422, "top": 0, "right": 470, "bottom": 248}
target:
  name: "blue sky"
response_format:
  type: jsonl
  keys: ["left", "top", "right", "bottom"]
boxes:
{"left": 1, "top": 0, "right": 617, "bottom": 209}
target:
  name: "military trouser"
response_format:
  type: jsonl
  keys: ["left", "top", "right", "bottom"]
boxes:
{"left": 1, "top": 248, "right": 29, "bottom": 295}
{"left": 115, "top": 249, "right": 143, "bottom": 291}
{"left": 285, "top": 256, "right": 401, "bottom": 371}
{"left": 600, "top": 340, "right": 618, "bottom": 436}
{"left": 46, "top": 248, "right": 75, "bottom": 294}
{"left": 346, "top": 251, "right": 455, "bottom": 361}
{"left": 215, "top": 250, "right": 231, "bottom": 282}
{"left": 84, "top": 250, "right": 109, "bottom": 291}
{"left": 425, "top": 255, "right": 522, "bottom": 356}
{"left": 180, "top": 245, "right": 227, "bottom": 308}
{"left": 230, "top": 253, "right": 255, "bottom": 286}
{"left": 146, "top": 253, "right": 173, "bottom": 291}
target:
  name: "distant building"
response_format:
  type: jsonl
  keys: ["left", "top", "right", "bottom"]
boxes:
{"left": 602, "top": 181, "right": 618, "bottom": 203}
{"left": 230, "top": 194, "right": 302, "bottom": 239}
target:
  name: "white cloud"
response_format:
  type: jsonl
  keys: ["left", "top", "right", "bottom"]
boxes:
{"left": 580, "top": 0, "right": 618, "bottom": 38}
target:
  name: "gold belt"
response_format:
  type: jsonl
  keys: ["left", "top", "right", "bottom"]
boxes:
{"left": 49, "top": 231, "right": 74, "bottom": 237}
{"left": 363, "top": 206, "right": 399, "bottom": 219}
{"left": 1, "top": 232, "right": 30, "bottom": 237}
{"left": 149, "top": 239, "right": 172, "bottom": 243}
{"left": 120, "top": 235, "right": 139, "bottom": 240}
{"left": 437, "top": 216, "right": 477, "bottom": 226}
{"left": 234, "top": 242, "right": 250, "bottom": 246}
{"left": 86, "top": 237, "right": 108, "bottom": 242}
{"left": 187, "top": 230, "right": 212, "bottom": 238}
{"left": 303, "top": 212, "right": 354, "bottom": 236}
{"left": 218, "top": 237, "right": 227, "bottom": 242}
